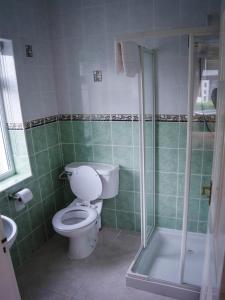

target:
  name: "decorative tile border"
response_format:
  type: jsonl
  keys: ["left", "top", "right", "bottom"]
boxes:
{"left": 7, "top": 113, "right": 216, "bottom": 129}
{"left": 7, "top": 123, "right": 25, "bottom": 130}
{"left": 111, "top": 114, "right": 133, "bottom": 121}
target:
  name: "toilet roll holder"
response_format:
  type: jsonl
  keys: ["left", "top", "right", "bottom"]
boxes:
{"left": 8, "top": 192, "right": 22, "bottom": 202}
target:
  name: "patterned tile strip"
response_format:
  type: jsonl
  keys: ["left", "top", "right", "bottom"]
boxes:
{"left": 7, "top": 113, "right": 216, "bottom": 129}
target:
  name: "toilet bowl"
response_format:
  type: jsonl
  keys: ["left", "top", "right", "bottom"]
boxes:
{"left": 52, "top": 162, "right": 119, "bottom": 259}
{"left": 53, "top": 203, "right": 99, "bottom": 259}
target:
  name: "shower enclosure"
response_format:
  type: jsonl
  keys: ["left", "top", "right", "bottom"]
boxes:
{"left": 125, "top": 27, "right": 219, "bottom": 300}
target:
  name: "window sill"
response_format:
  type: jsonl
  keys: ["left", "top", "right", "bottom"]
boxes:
{"left": 0, "top": 171, "right": 32, "bottom": 193}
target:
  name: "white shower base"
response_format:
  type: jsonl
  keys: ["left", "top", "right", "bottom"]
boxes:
{"left": 126, "top": 228, "right": 206, "bottom": 300}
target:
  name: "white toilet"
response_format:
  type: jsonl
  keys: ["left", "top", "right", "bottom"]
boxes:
{"left": 52, "top": 162, "right": 119, "bottom": 259}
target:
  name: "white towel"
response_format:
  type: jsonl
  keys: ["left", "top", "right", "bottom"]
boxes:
{"left": 115, "top": 41, "right": 140, "bottom": 77}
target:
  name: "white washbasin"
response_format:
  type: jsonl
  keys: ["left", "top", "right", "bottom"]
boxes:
{"left": 1, "top": 215, "right": 17, "bottom": 248}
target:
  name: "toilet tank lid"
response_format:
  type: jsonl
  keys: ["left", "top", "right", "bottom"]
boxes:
{"left": 65, "top": 162, "right": 119, "bottom": 176}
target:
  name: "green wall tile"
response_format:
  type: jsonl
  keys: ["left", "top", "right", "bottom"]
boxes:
{"left": 156, "top": 216, "right": 176, "bottom": 229}
{"left": 113, "top": 146, "right": 133, "bottom": 169}
{"left": 133, "top": 122, "right": 140, "bottom": 146}
{"left": 187, "top": 221, "right": 198, "bottom": 232}
{"left": 192, "top": 122, "right": 204, "bottom": 150}
{"left": 45, "top": 217, "right": 55, "bottom": 239}
{"left": 179, "top": 149, "right": 186, "bottom": 173}
{"left": 116, "top": 191, "right": 134, "bottom": 212}
{"left": 135, "top": 213, "right": 141, "bottom": 231}
{"left": 119, "top": 169, "right": 134, "bottom": 191}
{"left": 49, "top": 145, "right": 62, "bottom": 170}
{"left": 46, "top": 122, "right": 59, "bottom": 147}
{"left": 188, "top": 199, "right": 199, "bottom": 221}
{"left": 199, "top": 200, "right": 209, "bottom": 221}
{"left": 29, "top": 155, "right": 38, "bottom": 178}
{"left": 112, "top": 121, "right": 132, "bottom": 146}
{"left": 61, "top": 143, "right": 75, "bottom": 164}
{"left": 189, "top": 175, "right": 201, "bottom": 198}
{"left": 73, "top": 121, "right": 92, "bottom": 144}
{"left": 26, "top": 180, "right": 41, "bottom": 208}
{"left": 156, "top": 172, "right": 177, "bottom": 195}
{"left": 191, "top": 150, "right": 202, "bottom": 174}
{"left": 18, "top": 234, "right": 34, "bottom": 264}
{"left": 60, "top": 121, "right": 73, "bottom": 143}
{"left": 26, "top": 129, "right": 34, "bottom": 156}
{"left": 134, "top": 193, "right": 140, "bottom": 212}
{"left": 15, "top": 211, "right": 31, "bottom": 241}
{"left": 134, "top": 170, "right": 140, "bottom": 191}
{"left": 145, "top": 147, "right": 153, "bottom": 170}
{"left": 144, "top": 122, "right": 153, "bottom": 147}
{"left": 29, "top": 202, "right": 44, "bottom": 230}
{"left": 32, "top": 225, "right": 46, "bottom": 252}
{"left": 0, "top": 196, "right": 10, "bottom": 216}
{"left": 102, "top": 209, "right": 116, "bottom": 228}
{"left": 117, "top": 211, "right": 135, "bottom": 231}
{"left": 10, "top": 246, "right": 21, "bottom": 269}
{"left": 92, "top": 121, "right": 111, "bottom": 145}
{"left": 35, "top": 150, "right": 50, "bottom": 177}
{"left": 32, "top": 126, "right": 47, "bottom": 153}
{"left": 75, "top": 144, "right": 93, "bottom": 162}
{"left": 156, "top": 195, "right": 176, "bottom": 218}
{"left": 54, "top": 188, "right": 66, "bottom": 210}
{"left": 103, "top": 198, "right": 116, "bottom": 210}
{"left": 202, "top": 151, "right": 213, "bottom": 175}
{"left": 156, "top": 122, "right": 179, "bottom": 148}
{"left": 133, "top": 147, "right": 140, "bottom": 170}
{"left": 51, "top": 168, "right": 63, "bottom": 191}
{"left": 156, "top": 148, "right": 178, "bottom": 172}
{"left": 204, "top": 123, "right": 215, "bottom": 150}
{"left": 93, "top": 145, "right": 112, "bottom": 163}
{"left": 198, "top": 221, "right": 207, "bottom": 233}
{"left": 39, "top": 173, "right": 53, "bottom": 200}
{"left": 179, "top": 123, "right": 187, "bottom": 148}
{"left": 43, "top": 194, "right": 56, "bottom": 219}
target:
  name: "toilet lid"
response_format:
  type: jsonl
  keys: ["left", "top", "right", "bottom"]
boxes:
{"left": 70, "top": 166, "right": 102, "bottom": 201}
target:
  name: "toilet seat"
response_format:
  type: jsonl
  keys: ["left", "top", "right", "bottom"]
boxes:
{"left": 52, "top": 205, "right": 97, "bottom": 231}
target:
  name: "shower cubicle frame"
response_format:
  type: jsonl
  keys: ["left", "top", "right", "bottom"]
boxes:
{"left": 116, "top": 25, "right": 219, "bottom": 299}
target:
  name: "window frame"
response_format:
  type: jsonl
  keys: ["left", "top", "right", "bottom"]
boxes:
{"left": 0, "top": 45, "right": 15, "bottom": 181}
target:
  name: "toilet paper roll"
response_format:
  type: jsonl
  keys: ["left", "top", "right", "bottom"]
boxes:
{"left": 15, "top": 188, "right": 33, "bottom": 204}
{"left": 14, "top": 188, "right": 33, "bottom": 212}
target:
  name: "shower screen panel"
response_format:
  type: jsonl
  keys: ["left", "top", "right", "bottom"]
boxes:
{"left": 183, "top": 35, "right": 219, "bottom": 286}
{"left": 139, "top": 47, "right": 156, "bottom": 247}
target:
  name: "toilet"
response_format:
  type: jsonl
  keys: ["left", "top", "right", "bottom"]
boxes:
{"left": 52, "top": 162, "right": 119, "bottom": 259}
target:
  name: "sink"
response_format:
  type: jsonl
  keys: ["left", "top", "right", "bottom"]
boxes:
{"left": 1, "top": 215, "right": 17, "bottom": 248}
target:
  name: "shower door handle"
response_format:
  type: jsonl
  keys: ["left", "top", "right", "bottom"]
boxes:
{"left": 202, "top": 180, "right": 212, "bottom": 206}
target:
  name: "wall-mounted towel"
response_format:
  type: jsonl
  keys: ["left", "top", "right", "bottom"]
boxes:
{"left": 115, "top": 41, "right": 141, "bottom": 78}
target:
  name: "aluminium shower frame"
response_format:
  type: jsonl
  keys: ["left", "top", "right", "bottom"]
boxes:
{"left": 117, "top": 25, "right": 219, "bottom": 289}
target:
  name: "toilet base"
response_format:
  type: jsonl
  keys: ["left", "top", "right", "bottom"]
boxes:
{"left": 68, "top": 222, "right": 98, "bottom": 259}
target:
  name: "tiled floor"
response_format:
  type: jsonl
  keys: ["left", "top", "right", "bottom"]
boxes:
{"left": 16, "top": 228, "right": 175, "bottom": 300}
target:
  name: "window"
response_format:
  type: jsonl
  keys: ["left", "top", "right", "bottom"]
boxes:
{"left": 0, "top": 43, "right": 14, "bottom": 180}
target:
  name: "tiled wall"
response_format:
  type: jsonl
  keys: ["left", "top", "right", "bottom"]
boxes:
{"left": 60, "top": 119, "right": 213, "bottom": 234}
{"left": 0, "top": 122, "right": 66, "bottom": 269}
{"left": 0, "top": 117, "right": 213, "bottom": 269}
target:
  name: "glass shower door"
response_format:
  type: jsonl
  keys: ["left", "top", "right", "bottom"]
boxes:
{"left": 139, "top": 47, "right": 156, "bottom": 247}
{"left": 182, "top": 35, "right": 219, "bottom": 286}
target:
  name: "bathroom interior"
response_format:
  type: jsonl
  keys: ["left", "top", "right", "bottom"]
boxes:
{"left": 1, "top": 0, "right": 225, "bottom": 300}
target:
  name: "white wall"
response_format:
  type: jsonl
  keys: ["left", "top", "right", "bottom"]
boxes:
{"left": 0, "top": 0, "right": 221, "bottom": 119}
{"left": 0, "top": 0, "right": 58, "bottom": 121}
{"left": 49, "top": 0, "right": 221, "bottom": 115}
